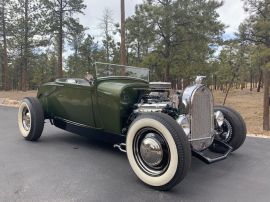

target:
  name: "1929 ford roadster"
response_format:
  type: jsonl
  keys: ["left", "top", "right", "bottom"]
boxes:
{"left": 18, "top": 62, "right": 246, "bottom": 190}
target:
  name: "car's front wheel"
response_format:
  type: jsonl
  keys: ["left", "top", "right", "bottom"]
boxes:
{"left": 126, "top": 113, "right": 191, "bottom": 191}
{"left": 212, "top": 105, "right": 247, "bottom": 152}
{"left": 18, "top": 97, "right": 44, "bottom": 141}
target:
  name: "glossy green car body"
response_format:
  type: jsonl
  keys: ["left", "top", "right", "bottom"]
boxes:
{"left": 18, "top": 63, "right": 247, "bottom": 190}
{"left": 37, "top": 77, "right": 149, "bottom": 136}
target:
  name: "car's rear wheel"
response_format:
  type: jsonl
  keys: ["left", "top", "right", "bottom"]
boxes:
{"left": 18, "top": 97, "right": 44, "bottom": 141}
{"left": 211, "top": 105, "right": 246, "bottom": 152}
{"left": 126, "top": 113, "right": 191, "bottom": 191}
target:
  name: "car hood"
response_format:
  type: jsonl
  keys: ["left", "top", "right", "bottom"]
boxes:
{"left": 97, "top": 77, "right": 149, "bottom": 96}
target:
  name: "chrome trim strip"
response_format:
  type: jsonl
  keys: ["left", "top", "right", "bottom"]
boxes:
{"left": 54, "top": 117, "right": 102, "bottom": 130}
{"left": 188, "top": 136, "right": 214, "bottom": 142}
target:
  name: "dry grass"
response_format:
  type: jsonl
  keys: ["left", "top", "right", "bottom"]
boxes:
{"left": 214, "top": 89, "right": 270, "bottom": 136}
{"left": 0, "top": 91, "right": 37, "bottom": 100}
{"left": 0, "top": 89, "right": 269, "bottom": 136}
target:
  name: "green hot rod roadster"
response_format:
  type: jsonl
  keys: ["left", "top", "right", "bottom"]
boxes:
{"left": 18, "top": 62, "right": 246, "bottom": 190}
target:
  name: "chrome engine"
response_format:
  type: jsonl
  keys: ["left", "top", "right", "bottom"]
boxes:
{"left": 134, "top": 103, "right": 168, "bottom": 113}
{"left": 134, "top": 82, "right": 172, "bottom": 113}
{"left": 133, "top": 77, "right": 217, "bottom": 151}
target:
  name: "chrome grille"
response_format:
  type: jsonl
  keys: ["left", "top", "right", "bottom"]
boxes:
{"left": 191, "top": 86, "right": 214, "bottom": 151}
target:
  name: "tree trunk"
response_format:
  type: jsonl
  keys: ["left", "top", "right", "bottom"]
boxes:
{"left": 165, "top": 62, "right": 170, "bottom": 82}
{"left": 18, "top": 46, "right": 23, "bottom": 91}
{"left": 22, "top": 0, "right": 29, "bottom": 91}
{"left": 223, "top": 71, "right": 237, "bottom": 105}
{"left": 1, "top": 62, "right": 4, "bottom": 90}
{"left": 15, "top": 63, "right": 19, "bottom": 90}
{"left": 3, "top": 34, "right": 8, "bottom": 91}
{"left": 214, "top": 75, "right": 217, "bottom": 90}
{"left": 137, "top": 42, "right": 141, "bottom": 63}
{"left": 263, "top": 70, "right": 270, "bottom": 130}
{"left": 183, "top": 78, "right": 189, "bottom": 89}
{"left": 257, "top": 69, "right": 263, "bottom": 92}
{"left": 57, "top": 0, "right": 63, "bottom": 78}
{"left": 2, "top": 1, "right": 9, "bottom": 90}
{"left": 106, "top": 35, "right": 109, "bottom": 62}
{"left": 21, "top": 64, "right": 27, "bottom": 91}
{"left": 120, "top": 0, "right": 126, "bottom": 65}
{"left": 241, "top": 82, "right": 245, "bottom": 90}
{"left": 177, "top": 78, "right": 182, "bottom": 90}
{"left": 120, "top": 0, "right": 126, "bottom": 76}
{"left": 250, "top": 71, "right": 253, "bottom": 91}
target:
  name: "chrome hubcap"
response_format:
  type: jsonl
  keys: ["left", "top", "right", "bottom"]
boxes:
{"left": 133, "top": 128, "right": 170, "bottom": 176}
{"left": 140, "top": 136, "right": 163, "bottom": 167}
{"left": 216, "top": 119, "right": 232, "bottom": 142}
{"left": 22, "top": 107, "right": 31, "bottom": 131}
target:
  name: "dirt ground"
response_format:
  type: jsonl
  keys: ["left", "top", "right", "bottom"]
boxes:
{"left": 0, "top": 91, "right": 37, "bottom": 100}
{"left": 214, "top": 89, "right": 270, "bottom": 136}
{"left": 0, "top": 89, "right": 269, "bottom": 136}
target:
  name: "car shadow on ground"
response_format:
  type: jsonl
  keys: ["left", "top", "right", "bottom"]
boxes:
{"left": 35, "top": 123, "right": 250, "bottom": 195}
{"left": 38, "top": 125, "right": 126, "bottom": 156}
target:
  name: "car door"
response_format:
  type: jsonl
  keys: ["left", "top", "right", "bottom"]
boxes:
{"left": 54, "top": 80, "right": 95, "bottom": 127}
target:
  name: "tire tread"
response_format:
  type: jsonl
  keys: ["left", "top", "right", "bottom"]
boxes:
{"left": 214, "top": 105, "right": 246, "bottom": 151}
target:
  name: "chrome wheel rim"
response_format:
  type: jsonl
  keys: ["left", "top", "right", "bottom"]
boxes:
{"left": 216, "top": 119, "right": 232, "bottom": 142}
{"left": 22, "top": 107, "right": 31, "bottom": 131}
{"left": 133, "top": 128, "right": 170, "bottom": 176}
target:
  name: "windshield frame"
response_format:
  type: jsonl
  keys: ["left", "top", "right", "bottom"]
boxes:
{"left": 94, "top": 62, "right": 150, "bottom": 82}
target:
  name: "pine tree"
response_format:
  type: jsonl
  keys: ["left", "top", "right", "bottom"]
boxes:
{"left": 0, "top": 0, "right": 10, "bottom": 90}
{"left": 126, "top": 0, "right": 224, "bottom": 82}
{"left": 239, "top": 0, "right": 270, "bottom": 130}
{"left": 42, "top": 0, "right": 86, "bottom": 78}
{"left": 99, "top": 8, "right": 117, "bottom": 63}
{"left": 10, "top": 0, "right": 46, "bottom": 91}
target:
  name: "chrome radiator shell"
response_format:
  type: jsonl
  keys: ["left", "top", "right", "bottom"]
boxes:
{"left": 182, "top": 84, "right": 214, "bottom": 151}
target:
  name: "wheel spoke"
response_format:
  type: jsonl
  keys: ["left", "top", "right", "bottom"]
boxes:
{"left": 22, "top": 107, "right": 31, "bottom": 131}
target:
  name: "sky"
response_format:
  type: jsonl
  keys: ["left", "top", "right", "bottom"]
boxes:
{"left": 77, "top": 0, "right": 249, "bottom": 40}
{"left": 65, "top": 0, "right": 249, "bottom": 58}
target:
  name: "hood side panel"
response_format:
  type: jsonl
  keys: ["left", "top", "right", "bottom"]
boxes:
{"left": 96, "top": 79, "right": 149, "bottom": 134}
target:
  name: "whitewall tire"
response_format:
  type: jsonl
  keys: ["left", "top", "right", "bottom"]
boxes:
{"left": 18, "top": 97, "right": 44, "bottom": 141}
{"left": 126, "top": 113, "right": 191, "bottom": 191}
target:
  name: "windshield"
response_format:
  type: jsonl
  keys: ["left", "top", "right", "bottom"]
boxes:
{"left": 95, "top": 62, "right": 150, "bottom": 81}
